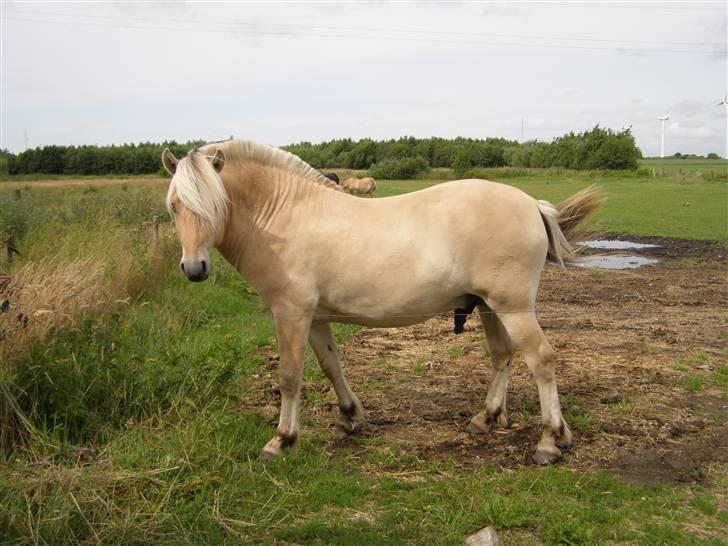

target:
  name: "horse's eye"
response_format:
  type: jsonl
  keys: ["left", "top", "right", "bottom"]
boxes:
{"left": 170, "top": 203, "right": 177, "bottom": 214}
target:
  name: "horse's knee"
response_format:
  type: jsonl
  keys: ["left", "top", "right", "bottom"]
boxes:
{"left": 490, "top": 348, "right": 512, "bottom": 368}
{"left": 526, "top": 343, "right": 557, "bottom": 380}
{"left": 279, "top": 367, "right": 303, "bottom": 397}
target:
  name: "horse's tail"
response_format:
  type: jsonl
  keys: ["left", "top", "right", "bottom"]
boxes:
{"left": 537, "top": 185, "right": 605, "bottom": 267}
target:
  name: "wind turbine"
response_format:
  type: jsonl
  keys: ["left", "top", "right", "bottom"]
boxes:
{"left": 658, "top": 114, "right": 669, "bottom": 158}
{"left": 718, "top": 95, "right": 728, "bottom": 159}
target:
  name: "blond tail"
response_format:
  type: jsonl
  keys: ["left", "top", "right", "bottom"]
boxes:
{"left": 537, "top": 185, "right": 606, "bottom": 267}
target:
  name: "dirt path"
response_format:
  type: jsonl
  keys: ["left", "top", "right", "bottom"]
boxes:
{"left": 252, "top": 236, "right": 728, "bottom": 484}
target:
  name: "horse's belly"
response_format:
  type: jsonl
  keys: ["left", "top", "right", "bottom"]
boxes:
{"left": 313, "top": 293, "right": 470, "bottom": 327}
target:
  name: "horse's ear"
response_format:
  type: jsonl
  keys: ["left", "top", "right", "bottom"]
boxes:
{"left": 211, "top": 148, "right": 225, "bottom": 173}
{"left": 162, "top": 148, "right": 178, "bottom": 175}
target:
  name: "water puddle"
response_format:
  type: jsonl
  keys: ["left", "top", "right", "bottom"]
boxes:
{"left": 574, "top": 255, "right": 659, "bottom": 270}
{"left": 575, "top": 240, "right": 660, "bottom": 270}
{"left": 579, "top": 240, "right": 660, "bottom": 250}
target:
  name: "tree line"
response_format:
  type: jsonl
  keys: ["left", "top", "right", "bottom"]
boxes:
{"left": 2, "top": 141, "right": 202, "bottom": 177}
{"left": 2, "top": 127, "right": 642, "bottom": 179}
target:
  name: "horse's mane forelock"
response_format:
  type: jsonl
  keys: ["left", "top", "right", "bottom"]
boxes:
{"left": 167, "top": 151, "right": 229, "bottom": 235}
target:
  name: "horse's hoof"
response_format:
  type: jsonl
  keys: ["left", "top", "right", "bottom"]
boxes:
{"left": 336, "top": 420, "right": 362, "bottom": 435}
{"left": 495, "top": 412, "right": 510, "bottom": 429}
{"left": 467, "top": 411, "right": 507, "bottom": 434}
{"left": 336, "top": 400, "right": 365, "bottom": 435}
{"left": 467, "top": 412, "right": 491, "bottom": 434}
{"left": 533, "top": 448, "right": 561, "bottom": 465}
{"left": 261, "top": 445, "right": 281, "bottom": 460}
{"left": 261, "top": 431, "right": 297, "bottom": 459}
{"left": 466, "top": 420, "right": 488, "bottom": 434}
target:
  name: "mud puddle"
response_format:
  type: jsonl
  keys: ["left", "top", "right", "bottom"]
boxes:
{"left": 574, "top": 255, "right": 659, "bottom": 269}
{"left": 580, "top": 240, "right": 661, "bottom": 250}
{"left": 576, "top": 239, "right": 660, "bottom": 269}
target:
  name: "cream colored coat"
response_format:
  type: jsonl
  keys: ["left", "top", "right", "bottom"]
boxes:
{"left": 162, "top": 140, "right": 603, "bottom": 465}
{"left": 342, "top": 176, "right": 377, "bottom": 197}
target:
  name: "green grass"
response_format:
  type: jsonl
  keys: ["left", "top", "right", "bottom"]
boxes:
{"left": 4, "top": 407, "right": 728, "bottom": 544}
{"left": 1, "top": 174, "right": 727, "bottom": 544}
{"left": 640, "top": 158, "right": 728, "bottom": 176}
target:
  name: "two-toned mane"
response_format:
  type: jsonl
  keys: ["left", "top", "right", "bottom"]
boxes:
{"left": 164, "top": 140, "right": 340, "bottom": 234}
{"left": 162, "top": 139, "right": 603, "bottom": 464}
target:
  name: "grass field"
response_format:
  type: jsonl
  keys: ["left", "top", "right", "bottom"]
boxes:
{"left": 379, "top": 175, "right": 728, "bottom": 241}
{"left": 1, "top": 171, "right": 727, "bottom": 544}
{"left": 639, "top": 158, "right": 728, "bottom": 177}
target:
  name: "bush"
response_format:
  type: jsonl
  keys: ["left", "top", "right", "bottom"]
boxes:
{"left": 369, "top": 156, "right": 430, "bottom": 179}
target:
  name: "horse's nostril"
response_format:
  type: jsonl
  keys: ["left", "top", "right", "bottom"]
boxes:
{"left": 201, "top": 260, "right": 207, "bottom": 275}
{"left": 180, "top": 262, "right": 185, "bottom": 273}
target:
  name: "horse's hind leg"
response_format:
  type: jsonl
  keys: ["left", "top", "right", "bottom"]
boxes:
{"left": 497, "top": 311, "right": 572, "bottom": 465}
{"left": 309, "top": 322, "right": 365, "bottom": 434}
{"left": 467, "top": 305, "right": 513, "bottom": 434}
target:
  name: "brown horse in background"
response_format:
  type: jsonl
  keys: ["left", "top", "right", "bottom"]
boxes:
{"left": 342, "top": 176, "right": 377, "bottom": 197}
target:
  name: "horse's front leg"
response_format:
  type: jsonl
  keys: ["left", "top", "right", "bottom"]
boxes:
{"left": 309, "top": 322, "right": 365, "bottom": 433}
{"left": 261, "top": 312, "right": 311, "bottom": 458}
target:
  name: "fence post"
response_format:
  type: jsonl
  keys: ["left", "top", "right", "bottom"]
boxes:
{"left": 5, "top": 241, "right": 17, "bottom": 264}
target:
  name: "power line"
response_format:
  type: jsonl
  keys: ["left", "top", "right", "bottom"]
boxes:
{"left": 3, "top": 7, "right": 723, "bottom": 47}
{"left": 3, "top": 16, "right": 723, "bottom": 55}
{"left": 518, "top": 1, "right": 724, "bottom": 11}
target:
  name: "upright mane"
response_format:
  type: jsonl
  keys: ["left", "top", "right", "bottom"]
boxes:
{"left": 199, "top": 139, "right": 341, "bottom": 191}
{"left": 167, "top": 139, "right": 341, "bottom": 233}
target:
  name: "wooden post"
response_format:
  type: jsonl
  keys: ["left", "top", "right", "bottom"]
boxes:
{"left": 5, "top": 241, "right": 16, "bottom": 264}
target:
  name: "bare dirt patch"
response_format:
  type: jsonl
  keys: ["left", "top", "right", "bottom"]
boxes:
{"left": 250, "top": 236, "right": 728, "bottom": 485}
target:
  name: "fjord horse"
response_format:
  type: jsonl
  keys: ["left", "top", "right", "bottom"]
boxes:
{"left": 162, "top": 140, "right": 602, "bottom": 465}
{"left": 342, "top": 176, "right": 377, "bottom": 197}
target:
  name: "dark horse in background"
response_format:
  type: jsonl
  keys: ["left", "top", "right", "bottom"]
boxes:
{"left": 323, "top": 172, "right": 340, "bottom": 185}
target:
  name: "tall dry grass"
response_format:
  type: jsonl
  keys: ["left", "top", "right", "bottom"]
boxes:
{"left": 0, "top": 216, "right": 178, "bottom": 451}
{"left": 0, "top": 258, "right": 109, "bottom": 448}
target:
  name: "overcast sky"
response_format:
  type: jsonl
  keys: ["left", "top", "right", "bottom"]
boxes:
{"left": 1, "top": 1, "right": 726, "bottom": 157}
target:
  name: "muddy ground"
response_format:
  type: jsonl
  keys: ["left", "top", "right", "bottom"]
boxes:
{"left": 249, "top": 235, "right": 727, "bottom": 485}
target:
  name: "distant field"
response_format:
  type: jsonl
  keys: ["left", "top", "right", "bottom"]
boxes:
{"left": 639, "top": 158, "right": 728, "bottom": 176}
{"left": 0, "top": 177, "right": 168, "bottom": 189}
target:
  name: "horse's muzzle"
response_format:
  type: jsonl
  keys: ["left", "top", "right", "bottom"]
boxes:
{"left": 180, "top": 258, "right": 209, "bottom": 282}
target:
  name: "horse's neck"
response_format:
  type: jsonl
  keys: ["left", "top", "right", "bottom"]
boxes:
{"left": 217, "top": 164, "right": 319, "bottom": 269}
{"left": 232, "top": 164, "right": 317, "bottom": 225}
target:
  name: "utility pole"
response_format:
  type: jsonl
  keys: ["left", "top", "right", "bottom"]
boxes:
{"left": 658, "top": 115, "right": 669, "bottom": 158}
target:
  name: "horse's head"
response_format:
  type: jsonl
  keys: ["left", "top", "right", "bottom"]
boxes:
{"left": 162, "top": 147, "right": 229, "bottom": 282}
